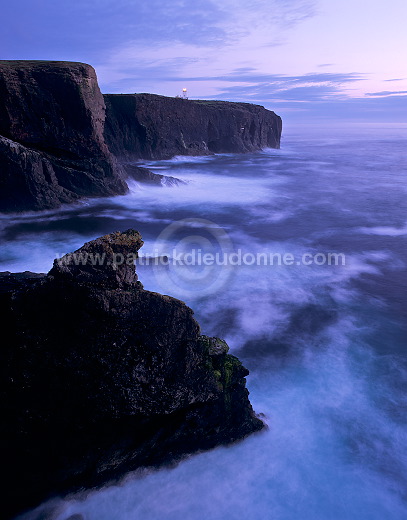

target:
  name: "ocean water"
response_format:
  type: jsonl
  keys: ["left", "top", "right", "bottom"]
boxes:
{"left": 2, "top": 123, "right": 407, "bottom": 520}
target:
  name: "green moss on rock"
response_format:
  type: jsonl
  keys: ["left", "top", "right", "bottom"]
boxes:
{"left": 1, "top": 234, "right": 264, "bottom": 519}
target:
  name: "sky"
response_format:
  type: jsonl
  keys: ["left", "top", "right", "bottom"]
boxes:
{"left": 1, "top": 0, "right": 406, "bottom": 122}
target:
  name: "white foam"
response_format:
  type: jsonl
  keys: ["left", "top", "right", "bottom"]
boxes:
{"left": 357, "top": 224, "right": 407, "bottom": 236}
{"left": 117, "top": 172, "right": 276, "bottom": 208}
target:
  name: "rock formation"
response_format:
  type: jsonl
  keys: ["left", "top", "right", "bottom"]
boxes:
{"left": 0, "top": 61, "right": 282, "bottom": 212}
{"left": 0, "top": 61, "right": 127, "bottom": 212}
{"left": 125, "top": 164, "right": 186, "bottom": 186}
{"left": 104, "top": 93, "right": 282, "bottom": 160}
{"left": 0, "top": 230, "right": 264, "bottom": 519}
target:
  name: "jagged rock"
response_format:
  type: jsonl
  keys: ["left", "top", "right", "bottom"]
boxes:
{"left": 104, "top": 93, "right": 282, "bottom": 161}
{"left": 0, "top": 230, "right": 264, "bottom": 519}
{"left": 0, "top": 134, "right": 80, "bottom": 211}
{"left": 123, "top": 163, "right": 186, "bottom": 186}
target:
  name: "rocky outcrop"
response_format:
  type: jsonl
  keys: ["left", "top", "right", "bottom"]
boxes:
{"left": 0, "top": 61, "right": 127, "bottom": 212}
{"left": 0, "top": 230, "right": 264, "bottom": 519}
{"left": 104, "top": 93, "right": 282, "bottom": 161}
{"left": 124, "top": 163, "right": 186, "bottom": 186}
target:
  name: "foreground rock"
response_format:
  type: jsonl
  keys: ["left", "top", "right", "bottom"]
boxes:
{"left": 0, "top": 230, "right": 264, "bottom": 519}
{"left": 0, "top": 61, "right": 127, "bottom": 212}
{"left": 104, "top": 93, "right": 282, "bottom": 160}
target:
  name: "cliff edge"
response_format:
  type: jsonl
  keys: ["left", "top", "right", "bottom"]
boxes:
{"left": 104, "top": 93, "right": 282, "bottom": 160}
{"left": 0, "top": 230, "right": 264, "bottom": 519}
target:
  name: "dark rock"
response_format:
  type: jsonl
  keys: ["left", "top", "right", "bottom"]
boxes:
{"left": 104, "top": 93, "right": 282, "bottom": 160}
{"left": 0, "top": 61, "right": 127, "bottom": 212}
{"left": 50, "top": 229, "right": 143, "bottom": 288}
{"left": 124, "top": 163, "right": 186, "bottom": 186}
{"left": 0, "top": 135, "right": 78, "bottom": 211}
{"left": 0, "top": 270, "right": 46, "bottom": 285}
{"left": 0, "top": 230, "right": 264, "bottom": 519}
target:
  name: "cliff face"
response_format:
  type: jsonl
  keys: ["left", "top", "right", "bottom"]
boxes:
{"left": 104, "top": 93, "right": 282, "bottom": 160}
{"left": 0, "top": 230, "right": 264, "bottom": 519}
{"left": 0, "top": 61, "right": 127, "bottom": 212}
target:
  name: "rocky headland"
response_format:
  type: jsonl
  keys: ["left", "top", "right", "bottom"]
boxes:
{"left": 0, "top": 60, "right": 282, "bottom": 212}
{"left": 0, "top": 230, "right": 264, "bottom": 519}
{"left": 104, "top": 93, "right": 282, "bottom": 160}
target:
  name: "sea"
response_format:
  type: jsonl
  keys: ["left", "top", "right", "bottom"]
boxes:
{"left": 2, "top": 123, "right": 407, "bottom": 520}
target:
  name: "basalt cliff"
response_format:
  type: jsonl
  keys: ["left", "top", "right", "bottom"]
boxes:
{"left": 104, "top": 93, "right": 282, "bottom": 160}
{"left": 0, "top": 230, "right": 264, "bottom": 519}
{"left": 0, "top": 61, "right": 282, "bottom": 212}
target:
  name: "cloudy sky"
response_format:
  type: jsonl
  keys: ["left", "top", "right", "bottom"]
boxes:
{"left": 2, "top": 0, "right": 406, "bottom": 122}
